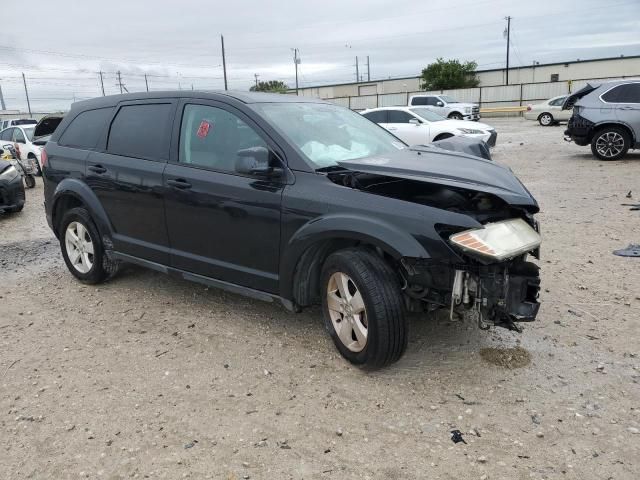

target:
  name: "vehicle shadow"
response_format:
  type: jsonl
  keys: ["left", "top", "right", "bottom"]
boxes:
{"left": 110, "top": 264, "right": 517, "bottom": 374}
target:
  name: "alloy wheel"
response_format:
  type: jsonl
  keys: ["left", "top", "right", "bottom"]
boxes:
{"left": 595, "top": 131, "right": 624, "bottom": 158}
{"left": 65, "top": 221, "right": 95, "bottom": 274}
{"left": 540, "top": 113, "right": 552, "bottom": 126}
{"left": 326, "top": 272, "right": 368, "bottom": 352}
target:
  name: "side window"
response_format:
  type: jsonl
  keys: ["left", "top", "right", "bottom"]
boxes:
{"left": 0, "top": 128, "right": 13, "bottom": 141}
{"left": 179, "top": 104, "right": 268, "bottom": 173}
{"left": 388, "top": 110, "right": 414, "bottom": 123}
{"left": 107, "top": 104, "right": 172, "bottom": 160}
{"left": 13, "top": 129, "right": 26, "bottom": 143}
{"left": 362, "top": 110, "right": 387, "bottom": 124}
{"left": 428, "top": 97, "right": 441, "bottom": 106}
{"left": 549, "top": 97, "right": 566, "bottom": 106}
{"left": 613, "top": 83, "right": 640, "bottom": 103}
{"left": 411, "top": 97, "right": 428, "bottom": 106}
{"left": 59, "top": 107, "right": 114, "bottom": 149}
{"left": 601, "top": 85, "right": 625, "bottom": 103}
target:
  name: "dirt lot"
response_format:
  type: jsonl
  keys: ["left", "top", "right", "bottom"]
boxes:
{"left": 1, "top": 118, "right": 639, "bottom": 479}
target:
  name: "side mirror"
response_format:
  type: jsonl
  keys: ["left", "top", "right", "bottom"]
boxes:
{"left": 235, "top": 146, "right": 283, "bottom": 178}
{"left": 436, "top": 101, "right": 444, "bottom": 107}
{"left": 409, "top": 118, "right": 421, "bottom": 125}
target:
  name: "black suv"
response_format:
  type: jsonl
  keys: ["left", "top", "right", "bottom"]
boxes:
{"left": 43, "top": 91, "right": 541, "bottom": 368}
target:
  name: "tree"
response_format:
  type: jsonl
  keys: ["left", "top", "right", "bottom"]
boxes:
{"left": 419, "top": 58, "right": 479, "bottom": 91}
{"left": 250, "top": 80, "right": 289, "bottom": 93}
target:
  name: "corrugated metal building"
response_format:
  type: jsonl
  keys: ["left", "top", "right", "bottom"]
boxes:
{"left": 294, "top": 55, "right": 640, "bottom": 99}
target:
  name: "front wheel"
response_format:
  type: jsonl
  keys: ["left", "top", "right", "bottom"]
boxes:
{"left": 448, "top": 112, "right": 463, "bottom": 120}
{"left": 321, "top": 248, "right": 407, "bottom": 369}
{"left": 591, "top": 127, "right": 630, "bottom": 160}
{"left": 538, "top": 112, "right": 554, "bottom": 126}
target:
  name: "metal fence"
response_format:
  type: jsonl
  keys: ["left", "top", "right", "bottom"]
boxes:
{"left": 321, "top": 75, "right": 638, "bottom": 116}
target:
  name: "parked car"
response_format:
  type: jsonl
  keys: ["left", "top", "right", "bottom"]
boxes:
{"left": 0, "top": 118, "right": 37, "bottom": 130}
{"left": 0, "top": 125, "right": 43, "bottom": 175}
{"left": 43, "top": 91, "right": 541, "bottom": 368}
{"left": 524, "top": 95, "right": 570, "bottom": 126}
{"left": 361, "top": 106, "right": 496, "bottom": 147}
{"left": 408, "top": 94, "right": 480, "bottom": 121}
{"left": 0, "top": 157, "right": 26, "bottom": 213}
{"left": 563, "top": 80, "right": 640, "bottom": 160}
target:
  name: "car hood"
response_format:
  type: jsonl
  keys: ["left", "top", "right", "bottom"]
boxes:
{"left": 335, "top": 148, "right": 538, "bottom": 208}
{"left": 436, "top": 119, "right": 493, "bottom": 131}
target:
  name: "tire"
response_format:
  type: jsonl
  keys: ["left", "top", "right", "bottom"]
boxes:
{"left": 28, "top": 154, "right": 42, "bottom": 176}
{"left": 24, "top": 175, "right": 36, "bottom": 189}
{"left": 320, "top": 248, "right": 407, "bottom": 369}
{"left": 59, "top": 207, "right": 119, "bottom": 284}
{"left": 538, "top": 112, "right": 554, "bottom": 126}
{"left": 448, "top": 112, "right": 463, "bottom": 120}
{"left": 590, "top": 127, "right": 630, "bottom": 160}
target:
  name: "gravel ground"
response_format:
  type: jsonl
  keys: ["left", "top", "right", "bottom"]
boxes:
{"left": 1, "top": 118, "right": 639, "bottom": 479}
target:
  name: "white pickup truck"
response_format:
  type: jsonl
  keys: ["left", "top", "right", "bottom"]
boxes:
{"left": 408, "top": 94, "right": 480, "bottom": 121}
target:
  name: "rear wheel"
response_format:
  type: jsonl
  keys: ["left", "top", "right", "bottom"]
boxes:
{"left": 321, "top": 248, "right": 407, "bottom": 369}
{"left": 448, "top": 112, "right": 463, "bottom": 120}
{"left": 590, "top": 127, "right": 630, "bottom": 160}
{"left": 28, "top": 154, "right": 42, "bottom": 176}
{"left": 24, "top": 175, "right": 36, "bottom": 189}
{"left": 59, "top": 207, "right": 119, "bottom": 284}
{"left": 538, "top": 112, "right": 554, "bottom": 126}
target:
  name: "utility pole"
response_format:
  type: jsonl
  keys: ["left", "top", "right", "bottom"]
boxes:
{"left": 355, "top": 56, "right": 359, "bottom": 83}
{"left": 221, "top": 35, "right": 228, "bottom": 90}
{"left": 504, "top": 16, "right": 511, "bottom": 85}
{"left": 144, "top": 74, "right": 149, "bottom": 92}
{"left": 99, "top": 71, "right": 105, "bottom": 96}
{"left": 293, "top": 48, "right": 300, "bottom": 95}
{"left": 117, "top": 71, "right": 123, "bottom": 94}
{"left": 22, "top": 73, "right": 32, "bottom": 117}
{"left": 254, "top": 73, "right": 259, "bottom": 89}
{"left": 0, "top": 81, "right": 6, "bottom": 110}
{"left": 366, "top": 56, "right": 370, "bottom": 81}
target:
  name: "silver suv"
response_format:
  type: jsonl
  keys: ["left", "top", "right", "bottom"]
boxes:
{"left": 564, "top": 80, "right": 640, "bottom": 160}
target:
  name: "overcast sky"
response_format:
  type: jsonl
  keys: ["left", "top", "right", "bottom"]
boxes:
{"left": 0, "top": 0, "right": 638, "bottom": 112}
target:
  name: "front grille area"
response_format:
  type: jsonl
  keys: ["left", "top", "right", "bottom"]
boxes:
{"left": 472, "top": 106, "right": 480, "bottom": 114}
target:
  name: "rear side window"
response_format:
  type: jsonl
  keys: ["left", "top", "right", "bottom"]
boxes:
{"left": 362, "top": 110, "right": 387, "bottom": 123}
{"left": 107, "top": 103, "right": 172, "bottom": 160}
{"left": 59, "top": 108, "right": 114, "bottom": 149}
{"left": 410, "top": 97, "right": 428, "bottom": 106}
{"left": 602, "top": 83, "right": 640, "bottom": 103}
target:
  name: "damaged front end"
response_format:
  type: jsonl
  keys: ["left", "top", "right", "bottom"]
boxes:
{"left": 330, "top": 149, "right": 542, "bottom": 331}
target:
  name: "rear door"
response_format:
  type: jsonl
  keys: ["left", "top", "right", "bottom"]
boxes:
{"left": 163, "top": 100, "right": 285, "bottom": 293}
{"left": 611, "top": 83, "right": 640, "bottom": 140}
{"left": 86, "top": 100, "right": 176, "bottom": 264}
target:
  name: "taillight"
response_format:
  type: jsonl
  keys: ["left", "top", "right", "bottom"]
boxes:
{"left": 41, "top": 149, "right": 48, "bottom": 167}
{"left": 526, "top": 105, "right": 532, "bottom": 111}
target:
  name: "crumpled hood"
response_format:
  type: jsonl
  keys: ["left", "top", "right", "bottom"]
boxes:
{"left": 336, "top": 148, "right": 538, "bottom": 209}
{"left": 438, "top": 119, "right": 493, "bottom": 131}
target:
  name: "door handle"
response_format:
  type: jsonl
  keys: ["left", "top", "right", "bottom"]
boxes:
{"left": 167, "top": 178, "right": 192, "bottom": 189}
{"left": 88, "top": 165, "right": 107, "bottom": 174}
{"left": 619, "top": 106, "right": 635, "bottom": 110}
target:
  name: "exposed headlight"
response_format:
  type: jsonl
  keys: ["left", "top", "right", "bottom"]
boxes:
{"left": 457, "top": 128, "right": 484, "bottom": 135}
{"left": 0, "top": 165, "right": 18, "bottom": 181}
{"left": 464, "top": 107, "right": 471, "bottom": 113}
{"left": 450, "top": 218, "right": 541, "bottom": 261}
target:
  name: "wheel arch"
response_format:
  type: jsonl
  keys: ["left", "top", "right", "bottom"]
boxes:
{"left": 591, "top": 122, "right": 636, "bottom": 144}
{"left": 280, "top": 214, "right": 430, "bottom": 305}
{"left": 51, "top": 179, "right": 113, "bottom": 242}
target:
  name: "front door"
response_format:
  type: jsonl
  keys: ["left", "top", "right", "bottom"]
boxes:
{"left": 163, "top": 101, "right": 285, "bottom": 293}
{"left": 385, "top": 110, "right": 428, "bottom": 146}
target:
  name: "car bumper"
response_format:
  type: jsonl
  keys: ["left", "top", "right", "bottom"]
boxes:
{"left": 463, "top": 113, "right": 481, "bottom": 121}
{"left": 463, "top": 130, "right": 497, "bottom": 147}
{"left": 523, "top": 111, "right": 537, "bottom": 120}
{"left": 0, "top": 174, "right": 26, "bottom": 213}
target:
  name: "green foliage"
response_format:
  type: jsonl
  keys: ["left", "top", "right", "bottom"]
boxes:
{"left": 249, "top": 80, "right": 289, "bottom": 93}
{"left": 419, "top": 58, "right": 479, "bottom": 91}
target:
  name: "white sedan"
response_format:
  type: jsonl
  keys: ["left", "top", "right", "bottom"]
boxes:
{"left": 0, "top": 125, "right": 43, "bottom": 174}
{"left": 361, "top": 106, "right": 497, "bottom": 147}
{"left": 524, "top": 95, "right": 571, "bottom": 126}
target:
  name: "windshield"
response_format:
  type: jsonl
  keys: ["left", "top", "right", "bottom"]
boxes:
{"left": 440, "top": 95, "right": 458, "bottom": 103}
{"left": 409, "top": 107, "right": 446, "bottom": 122}
{"left": 252, "top": 102, "right": 406, "bottom": 168}
{"left": 24, "top": 127, "right": 35, "bottom": 141}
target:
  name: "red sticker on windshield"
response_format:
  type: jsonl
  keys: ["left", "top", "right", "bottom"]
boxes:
{"left": 196, "top": 120, "right": 211, "bottom": 138}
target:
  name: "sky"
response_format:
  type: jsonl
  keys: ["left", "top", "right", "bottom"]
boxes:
{"left": 0, "top": 0, "right": 638, "bottom": 112}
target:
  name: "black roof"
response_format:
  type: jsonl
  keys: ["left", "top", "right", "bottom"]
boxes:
{"left": 71, "top": 90, "right": 326, "bottom": 110}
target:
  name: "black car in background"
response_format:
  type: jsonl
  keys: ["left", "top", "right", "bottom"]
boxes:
{"left": 0, "top": 157, "right": 25, "bottom": 213}
{"left": 43, "top": 91, "right": 541, "bottom": 368}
